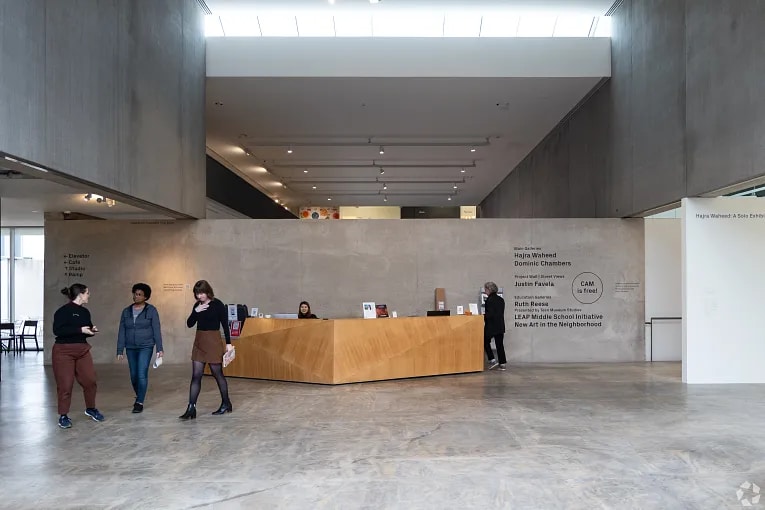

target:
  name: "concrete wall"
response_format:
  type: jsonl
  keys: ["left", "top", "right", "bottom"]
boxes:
{"left": 481, "top": 0, "right": 765, "bottom": 218}
{"left": 44, "top": 219, "right": 644, "bottom": 365}
{"left": 0, "top": 0, "right": 206, "bottom": 218}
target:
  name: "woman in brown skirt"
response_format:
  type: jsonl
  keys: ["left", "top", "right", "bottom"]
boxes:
{"left": 179, "top": 280, "right": 233, "bottom": 420}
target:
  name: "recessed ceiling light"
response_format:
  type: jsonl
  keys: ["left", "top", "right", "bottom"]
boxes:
{"left": 329, "top": 0, "right": 335, "bottom": 4}
{"left": 448, "top": 196, "right": 452, "bottom": 201}
{"left": 303, "top": 169, "right": 308, "bottom": 173}
{"left": 312, "top": 186, "right": 317, "bottom": 189}
{"left": 378, "top": 145, "right": 385, "bottom": 155}
{"left": 287, "top": 146, "right": 293, "bottom": 154}
{"left": 327, "top": 197, "right": 332, "bottom": 201}
{"left": 275, "top": 198, "right": 280, "bottom": 203}
{"left": 369, "top": 0, "right": 380, "bottom": 3}
{"left": 453, "top": 184, "right": 458, "bottom": 189}
{"left": 461, "top": 168, "right": 466, "bottom": 173}
{"left": 470, "top": 147, "right": 476, "bottom": 153}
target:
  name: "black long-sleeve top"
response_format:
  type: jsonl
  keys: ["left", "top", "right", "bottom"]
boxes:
{"left": 186, "top": 298, "right": 231, "bottom": 344}
{"left": 484, "top": 292, "right": 506, "bottom": 336}
{"left": 53, "top": 302, "right": 94, "bottom": 344}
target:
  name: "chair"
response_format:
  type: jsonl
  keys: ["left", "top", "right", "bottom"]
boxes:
{"left": 0, "top": 323, "right": 15, "bottom": 353}
{"left": 16, "top": 321, "right": 39, "bottom": 352}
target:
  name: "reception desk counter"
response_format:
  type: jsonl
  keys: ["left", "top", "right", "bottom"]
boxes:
{"left": 222, "top": 316, "right": 483, "bottom": 384}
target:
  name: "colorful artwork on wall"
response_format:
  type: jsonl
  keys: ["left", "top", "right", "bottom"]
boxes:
{"left": 299, "top": 207, "right": 340, "bottom": 220}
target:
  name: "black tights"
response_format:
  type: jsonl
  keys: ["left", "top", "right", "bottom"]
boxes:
{"left": 188, "top": 361, "right": 230, "bottom": 406}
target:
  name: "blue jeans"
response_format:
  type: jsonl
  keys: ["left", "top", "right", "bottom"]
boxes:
{"left": 126, "top": 347, "right": 154, "bottom": 403}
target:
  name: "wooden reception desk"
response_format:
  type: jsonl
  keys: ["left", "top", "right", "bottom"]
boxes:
{"left": 222, "top": 316, "right": 483, "bottom": 384}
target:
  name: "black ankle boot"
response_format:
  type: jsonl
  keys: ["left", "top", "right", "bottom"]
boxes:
{"left": 211, "top": 402, "right": 232, "bottom": 415}
{"left": 179, "top": 404, "right": 196, "bottom": 420}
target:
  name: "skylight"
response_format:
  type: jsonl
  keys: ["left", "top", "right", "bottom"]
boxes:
{"left": 205, "top": 14, "right": 613, "bottom": 39}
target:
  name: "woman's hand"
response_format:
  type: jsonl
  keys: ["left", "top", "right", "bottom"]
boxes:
{"left": 226, "top": 344, "right": 234, "bottom": 352}
{"left": 195, "top": 303, "right": 209, "bottom": 313}
{"left": 81, "top": 326, "right": 95, "bottom": 336}
{"left": 117, "top": 354, "right": 124, "bottom": 361}
{"left": 156, "top": 351, "right": 164, "bottom": 358}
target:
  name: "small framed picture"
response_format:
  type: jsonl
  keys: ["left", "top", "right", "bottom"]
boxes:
{"left": 251, "top": 307, "right": 259, "bottom": 317}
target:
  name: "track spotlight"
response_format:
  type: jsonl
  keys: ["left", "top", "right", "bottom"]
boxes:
{"left": 83, "top": 193, "right": 106, "bottom": 203}
{"left": 327, "top": 197, "right": 332, "bottom": 201}
{"left": 287, "top": 147, "right": 293, "bottom": 154}
{"left": 453, "top": 184, "right": 458, "bottom": 189}
{"left": 470, "top": 147, "right": 476, "bottom": 153}
{"left": 379, "top": 167, "right": 385, "bottom": 175}
{"left": 448, "top": 196, "right": 452, "bottom": 201}
{"left": 383, "top": 183, "right": 387, "bottom": 190}
{"left": 378, "top": 146, "right": 385, "bottom": 155}
{"left": 383, "top": 195, "right": 388, "bottom": 202}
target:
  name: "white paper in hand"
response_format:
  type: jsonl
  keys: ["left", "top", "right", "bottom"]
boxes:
{"left": 153, "top": 355, "right": 163, "bottom": 369}
{"left": 223, "top": 347, "right": 236, "bottom": 368}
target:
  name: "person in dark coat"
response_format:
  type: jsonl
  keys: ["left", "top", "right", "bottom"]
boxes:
{"left": 483, "top": 281, "right": 507, "bottom": 371}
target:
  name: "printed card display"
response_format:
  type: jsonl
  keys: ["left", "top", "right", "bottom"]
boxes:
{"left": 362, "top": 302, "right": 377, "bottom": 319}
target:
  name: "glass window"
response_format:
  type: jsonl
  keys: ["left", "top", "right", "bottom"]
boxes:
{"left": 1, "top": 228, "right": 9, "bottom": 322}
{"left": 14, "top": 228, "right": 44, "bottom": 321}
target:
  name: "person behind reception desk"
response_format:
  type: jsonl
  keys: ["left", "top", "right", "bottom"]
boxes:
{"left": 179, "top": 280, "right": 233, "bottom": 420}
{"left": 298, "top": 301, "right": 318, "bottom": 319}
{"left": 483, "top": 281, "right": 507, "bottom": 371}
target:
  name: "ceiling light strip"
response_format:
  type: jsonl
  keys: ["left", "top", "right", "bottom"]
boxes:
{"left": 244, "top": 139, "right": 491, "bottom": 148}
{"left": 303, "top": 191, "right": 458, "bottom": 196}
{"left": 268, "top": 162, "right": 477, "bottom": 169}
{"left": 286, "top": 179, "right": 467, "bottom": 184}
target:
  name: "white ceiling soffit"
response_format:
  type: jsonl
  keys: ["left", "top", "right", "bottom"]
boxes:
{"left": 205, "top": 75, "right": 604, "bottom": 207}
{"left": 0, "top": 177, "right": 172, "bottom": 226}
{"left": 204, "top": 1, "right": 616, "bottom": 16}
{"left": 207, "top": 37, "right": 611, "bottom": 78}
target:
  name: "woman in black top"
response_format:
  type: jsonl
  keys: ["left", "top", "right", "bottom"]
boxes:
{"left": 298, "top": 301, "right": 318, "bottom": 319}
{"left": 52, "top": 283, "right": 105, "bottom": 428}
{"left": 179, "top": 280, "right": 233, "bottom": 420}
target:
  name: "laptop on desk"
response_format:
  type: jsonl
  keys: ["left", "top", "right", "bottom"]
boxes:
{"left": 272, "top": 313, "right": 299, "bottom": 319}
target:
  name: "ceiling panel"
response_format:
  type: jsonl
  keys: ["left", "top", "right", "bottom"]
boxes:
{"left": 206, "top": 76, "right": 601, "bottom": 207}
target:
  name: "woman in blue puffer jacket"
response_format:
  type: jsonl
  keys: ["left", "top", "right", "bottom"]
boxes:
{"left": 116, "top": 283, "right": 163, "bottom": 413}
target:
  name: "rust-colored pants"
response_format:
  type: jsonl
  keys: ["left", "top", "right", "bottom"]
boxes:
{"left": 52, "top": 343, "right": 97, "bottom": 415}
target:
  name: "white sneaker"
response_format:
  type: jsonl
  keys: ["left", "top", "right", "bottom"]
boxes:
{"left": 488, "top": 361, "right": 499, "bottom": 370}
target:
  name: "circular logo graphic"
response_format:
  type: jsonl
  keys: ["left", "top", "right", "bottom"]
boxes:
{"left": 572, "top": 272, "right": 603, "bottom": 304}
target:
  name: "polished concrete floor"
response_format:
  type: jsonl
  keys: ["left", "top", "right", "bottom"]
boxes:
{"left": 1, "top": 353, "right": 765, "bottom": 509}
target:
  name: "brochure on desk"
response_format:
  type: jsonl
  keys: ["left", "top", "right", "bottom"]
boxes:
{"left": 362, "top": 302, "right": 377, "bottom": 319}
